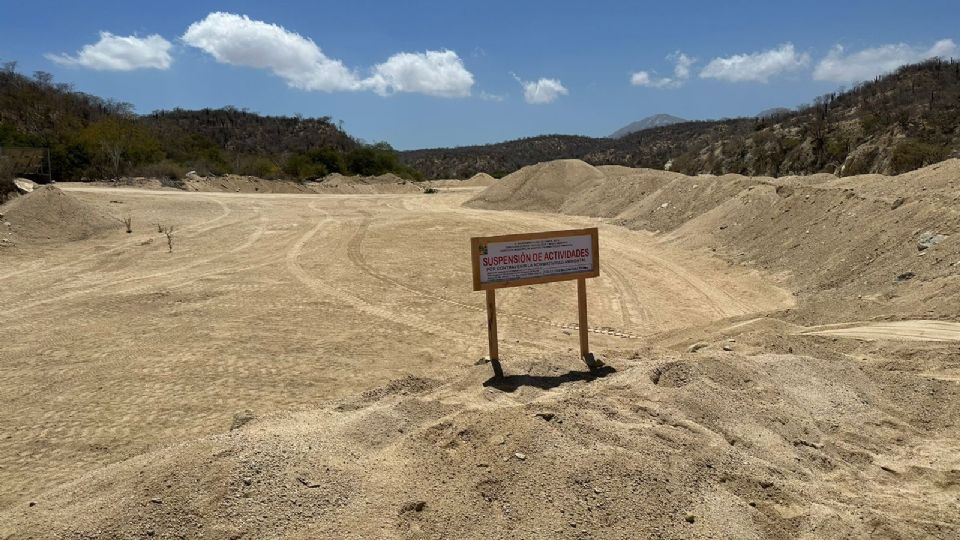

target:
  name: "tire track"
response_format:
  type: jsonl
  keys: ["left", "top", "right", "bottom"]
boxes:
{"left": 0, "top": 195, "right": 233, "bottom": 283}
{"left": 343, "top": 209, "right": 644, "bottom": 339}
{"left": 284, "top": 203, "right": 457, "bottom": 337}
{"left": 0, "top": 207, "right": 266, "bottom": 320}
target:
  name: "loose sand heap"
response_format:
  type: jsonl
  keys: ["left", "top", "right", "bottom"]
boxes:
{"left": 468, "top": 158, "right": 960, "bottom": 324}
{"left": 0, "top": 185, "right": 117, "bottom": 246}
{"left": 3, "top": 347, "right": 956, "bottom": 539}
{"left": 183, "top": 174, "right": 315, "bottom": 194}
{"left": 308, "top": 173, "right": 424, "bottom": 194}
{"left": 427, "top": 172, "right": 499, "bottom": 189}
{"left": 101, "top": 173, "right": 427, "bottom": 195}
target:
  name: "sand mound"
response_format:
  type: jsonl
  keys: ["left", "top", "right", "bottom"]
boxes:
{"left": 310, "top": 173, "right": 423, "bottom": 194}
{"left": 424, "top": 172, "right": 498, "bottom": 189}
{"left": 0, "top": 185, "right": 117, "bottom": 244}
{"left": 462, "top": 172, "right": 497, "bottom": 187}
{"left": 4, "top": 350, "right": 955, "bottom": 539}
{"left": 613, "top": 173, "right": 764, "bottom": 232}
{"left": 466, "top": 158, "right": 960, "bottom": 323}
{"left": 560, "top": 168, "right": 685, "bottom": 218}
{"left": 183, "top": 174, "right": 314, "bottom": 194}
{"left": 465, "top": 159, "right": 607, "bottom": 212}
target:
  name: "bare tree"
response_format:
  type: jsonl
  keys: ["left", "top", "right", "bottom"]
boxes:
{"left": 162, "top": 225, "right": 175, "bottom": 252}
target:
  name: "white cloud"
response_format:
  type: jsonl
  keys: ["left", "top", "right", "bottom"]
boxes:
{"left": 514, "top": 75, "right": 568, "bottom": 104}
{"left": 182, "top": 12, "right": 475, "bottom": 97}
{"left": 46, "top": 32, "right": 173, "bottom": 71}
{"left": 631, "top": 51, "right": 694, "bottom": 89}
{"left": 813, "top": 39, "right": 959, "bottom": 83}
{"left": 182, "top": 12, "right": 361, "bottom": 91}
{"left": 671, "top": 52, "right": 694, "bottom": 80}
{"left": 364, "top": 50, "right": 474, "bottom": 97}
{"left": 478, "top": 91, "right": 506, "bottom": 102}
{"left": 700, "top": 43, "right": 810, "bottom": 83}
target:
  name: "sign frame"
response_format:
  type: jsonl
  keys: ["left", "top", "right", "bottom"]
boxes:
{"left": 470, "top": 227, "right": 600, "bottom": 291}
{"left": 469, "top": 227, "right": 604, "bottom": 374}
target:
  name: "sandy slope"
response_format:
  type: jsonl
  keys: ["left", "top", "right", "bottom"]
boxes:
{"left": 1, "top": 170, "right": 958, "bottom": 538}
{"left": 0, "top": 187, "right": 789, "bottom": 508}
{"left": 801, "top": 320, "right": 960, "bottom": 341}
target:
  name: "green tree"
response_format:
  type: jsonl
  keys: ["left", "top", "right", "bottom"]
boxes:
{"left": 79, "top": 118, "right": 161, "bottom": 178}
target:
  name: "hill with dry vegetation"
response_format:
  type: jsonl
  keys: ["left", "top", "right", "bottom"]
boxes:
{"left": 403, "top": 59, "right": 960, "bottom": 179}
{"left": 0, "top": 63, "right": 420, "bottom": 182}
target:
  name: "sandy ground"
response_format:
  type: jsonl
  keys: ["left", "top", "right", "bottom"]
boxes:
{"left": 0, "top": 186, "right": 789, "bottom": 505}
{"left": 1, "top": 177, "right": 957, "bottom": 538}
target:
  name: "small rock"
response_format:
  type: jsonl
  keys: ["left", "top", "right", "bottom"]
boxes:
{"left": 13, "top": 178, "right": 36, "bottom": 193}
{"left": 794, "top": 439, "right": 824, "bottom": 450}
{"left": 242, "top": 477, "right": 252, "bottom": 486}
{"left": 688, "top": 343, "right": 708, "bottom": 353}
{"left": 685, "top": 514, "right": 696, "bottom": 524}
{"left": 917, "top": 231, "right": 947, "bottom": 251}
{"left": 399, "top": 500, "right": 427, "bottom": 514}
{"left": 895, "top": 271, "right": 916, "bottom": 283}
{"left": 4, "top": 222, "right": 10, "bottom": 227}
{"left": 474, "top": 357, "right": 491, "bottom": 365}
{"left": 150, "top": 498, "right": 162, "bottom": 504}
{"left": 535, "top": 412, "right": 556, "bottom": 422}
{"left": 28, "top": 501, "right": 36, "bottom": 507}
{"left": 297, "top": 476, "right": 322, "bottom": 488}
{"left": 722, "top": 345, "right": 733, "bottom": 352}
{"left": 230, "top": 409, "right": 255, "bottom": 430}
{"left": 890, "top": 197, "right": 906, "bottom": 210}
{"left": 514, "top": 452, "right": 526, "bottom": 461}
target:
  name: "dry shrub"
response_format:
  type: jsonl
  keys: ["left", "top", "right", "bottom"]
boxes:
{"left": 0, "top": 158, "right": 16, "bottom": 203}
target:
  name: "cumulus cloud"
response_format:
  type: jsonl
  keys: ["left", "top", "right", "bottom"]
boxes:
{"left": 182, "top": 12, "right": 474, "bottom": 97}
{"left": 513, "top": 75, "right": 568, "bottom": 104}
{"left": 46, "top": 32, "right": 173, "bottom": 71}
{"left": 700, "top": 43, "right": 810, "bottom": 83}
{"left": 631, "top": 51, "right": 694, "bottom": 89}
{"left": 182, "top": 12, "right": 360, "bottom": 91}
{"left": 813, "top": 39, "right": 959, "bottom": 83}
{"left": 364, "top": 50, "right": 474, "bottom": 97}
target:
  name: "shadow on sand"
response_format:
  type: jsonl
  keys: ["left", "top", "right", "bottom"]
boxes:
{"left": 482, "top": 361, "right": 617, "bottom": 393}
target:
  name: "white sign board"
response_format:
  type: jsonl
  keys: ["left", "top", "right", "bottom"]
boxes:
{"left": 471, "top": 228, "right": 600, "bottom": 290}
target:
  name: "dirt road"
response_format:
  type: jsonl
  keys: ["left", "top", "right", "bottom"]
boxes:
{"left": 0, "top": 186, "right": 792, "bottom": 508}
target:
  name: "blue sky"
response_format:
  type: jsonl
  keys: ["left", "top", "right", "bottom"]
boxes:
{"left": 1, "top": 0, "right": 959, "bottom": 149}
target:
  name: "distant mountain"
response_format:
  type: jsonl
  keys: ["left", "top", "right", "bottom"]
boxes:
{"left": 608, "top": 114, "right": 685, "bottom": 138}
{"left": 756, "top": 107, "right": 792, "bottom": 119}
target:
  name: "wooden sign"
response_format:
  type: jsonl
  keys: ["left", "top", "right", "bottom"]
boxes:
{"left": 470, "top": 228, "right": 600, "bottom": 291}
{"left": 470, "top": 228, "right": 602, "bottom": 374}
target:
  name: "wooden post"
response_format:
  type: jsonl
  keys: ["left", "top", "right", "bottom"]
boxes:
{"left": 486, "top": 289, "right": 499, "bottom": 361}
{"left": 577, "top": 278, "right": 589, "bottom": 359}
{"left": 485, "top": 288, "right": 503, "bottom": 378}
{"left": 577, "top": 277, "right": 601, "bottom": 370}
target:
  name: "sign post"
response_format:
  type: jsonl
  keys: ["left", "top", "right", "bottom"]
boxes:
{"left": 470, "top": 227, "right": 602, "bottom": 374}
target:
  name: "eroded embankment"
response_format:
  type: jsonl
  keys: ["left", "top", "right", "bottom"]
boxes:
{"left": 467, "top": 159, "right": 960, "bottom": 324}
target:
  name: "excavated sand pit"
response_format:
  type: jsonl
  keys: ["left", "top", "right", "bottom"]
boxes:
{"left": 1, "top": 162, "right": 958, "bottom": 538}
